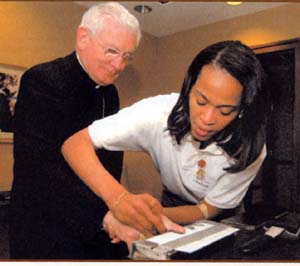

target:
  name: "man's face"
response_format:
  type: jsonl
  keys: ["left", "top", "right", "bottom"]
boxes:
{"left": 78, "top": 19, "right": 138, "bottom": 85}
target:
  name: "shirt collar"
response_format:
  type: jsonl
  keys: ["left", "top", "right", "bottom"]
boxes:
{"left": 187, "top": 134, "right": 223, "bottom": 155}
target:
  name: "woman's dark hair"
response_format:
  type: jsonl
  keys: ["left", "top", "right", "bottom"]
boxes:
{"left": 167, "top": 40, "right": 269, "bottom": 173}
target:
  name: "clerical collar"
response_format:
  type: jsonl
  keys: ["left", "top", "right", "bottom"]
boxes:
{"left": 76, "top": 52, "right": 102, "bottom": 89}
{"left": 76, "top": 52, "right": 86, "bottom": 72}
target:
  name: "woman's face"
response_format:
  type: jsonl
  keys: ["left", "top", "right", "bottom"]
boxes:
{"left": 189, "top": 64, "right": 243, "bottom": 141}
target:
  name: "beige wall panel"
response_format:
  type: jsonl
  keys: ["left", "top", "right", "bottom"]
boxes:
{"left": 0, "top": 1, "right": 85, "bottom": 68}
{"left": 121, "top": 151, "right": 162, "bottom": 200}
{"left": 156, "top": 3, "right": 300, "bottom": 94}
{"left": 0, "top": 142, "right": 13, "bottom": 191}
{"left": 116, "top": 33, "right": 159, "bottom": 108}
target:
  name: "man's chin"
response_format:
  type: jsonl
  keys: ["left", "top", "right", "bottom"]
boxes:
{"left": 94, "top": 75, "right": 118, "bottom": 86}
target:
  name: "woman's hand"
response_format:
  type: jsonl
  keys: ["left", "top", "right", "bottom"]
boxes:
{"left": 162, "top": 215, "right": 186, "bottom": 234}
{"left": 112, "top": 192, "right": 166, "bottom": 237}
{"left": 61, "top": 129, "right": 166, "bottom": 237}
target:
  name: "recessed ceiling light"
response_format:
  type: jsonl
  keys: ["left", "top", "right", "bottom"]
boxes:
{"left": 134, "top": 5, "right": 152, "bottom": 14}
{"left": 227, "top": 1, "right": 243, "bottom": 6}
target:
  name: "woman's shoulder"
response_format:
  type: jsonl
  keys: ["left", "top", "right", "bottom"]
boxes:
{"left": 133, "top": 93, "right": 179, "bottom": 111}
{"left": 117, "top": 93, "right": 179, "bottom": 127}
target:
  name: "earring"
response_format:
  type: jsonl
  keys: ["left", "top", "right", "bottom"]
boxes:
{"left": 238, "top": 110, "right": 244, "bottom": 119}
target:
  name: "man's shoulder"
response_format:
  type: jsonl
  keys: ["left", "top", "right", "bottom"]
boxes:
{"left": 19, "top": 52, "right": 78, "bottom": 98}
{"left": 23, "top": 52, "right": 76, "bottom": 81}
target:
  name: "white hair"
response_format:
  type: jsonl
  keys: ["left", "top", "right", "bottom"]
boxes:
{"left": 80, "top": 2, "right": 141, "bottom": 46}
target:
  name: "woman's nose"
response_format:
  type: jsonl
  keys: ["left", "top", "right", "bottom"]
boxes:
{"left": 201, "top": 106, "right": 216, "bottom": 125}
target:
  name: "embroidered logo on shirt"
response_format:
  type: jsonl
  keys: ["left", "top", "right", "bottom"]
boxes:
{"left": 196, "top": 159, "right": 206, "bottom": 182}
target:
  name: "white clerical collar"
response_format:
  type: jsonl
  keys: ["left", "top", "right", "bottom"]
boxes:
{"left": 76, "top": 52, "right": 86, "bottom": 72}
{"left": 76, "top": 52, "right": 103, "bottom": 89}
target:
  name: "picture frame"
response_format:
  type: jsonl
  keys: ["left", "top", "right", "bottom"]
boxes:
{"left": 0, "top": 63, "right": 26, "bottom": 143}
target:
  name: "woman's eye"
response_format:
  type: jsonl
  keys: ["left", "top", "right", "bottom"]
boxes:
{"left": 219, "top": 109, "right": 235, "bottom": 116}
{"left": 196, "top": 100, "right": 206, "bottom": 106}
{"left": 220, "top": 111, "right": 232, "bottom": 116}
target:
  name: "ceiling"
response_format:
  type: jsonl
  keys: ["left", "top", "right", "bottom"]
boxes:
{"left": 75, "top": 1, "right": 289, "bottom": 37}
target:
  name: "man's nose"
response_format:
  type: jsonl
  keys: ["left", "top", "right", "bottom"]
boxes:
{"left": 111, "top": 56, "right": 127, "bottom": 71}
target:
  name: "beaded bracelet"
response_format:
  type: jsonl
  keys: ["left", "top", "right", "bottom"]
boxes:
{"left": 112, "top": 191, "right": 128, "bottom": 215}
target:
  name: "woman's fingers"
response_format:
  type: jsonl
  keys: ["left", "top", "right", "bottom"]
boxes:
{"left": 162, "top": 215, "right": 186, "bottom": 234}
{"left": 113, "top": 192, "right": 166, "bottom": 235}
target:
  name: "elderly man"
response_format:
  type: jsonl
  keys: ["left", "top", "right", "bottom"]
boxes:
{"left": 10, "top": 2, "right": 163, "bottom": 259}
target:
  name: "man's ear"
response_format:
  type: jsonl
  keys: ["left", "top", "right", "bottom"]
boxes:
{"left": 76, "top": 27, "right": 90, "bottom": 50}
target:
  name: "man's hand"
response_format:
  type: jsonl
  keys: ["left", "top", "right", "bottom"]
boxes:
{"left": 103, "top": 211, "right": 142, "bottom": 250}
{"left": 103, "top": 211, "right": 186, "bottom": 251}
{"left": 112, "top": 192, "right": 166, "bottom": 237}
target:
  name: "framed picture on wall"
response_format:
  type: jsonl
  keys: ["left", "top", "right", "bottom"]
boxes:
{"left": 0, "top": 63, "right": 25, "bottom": 143}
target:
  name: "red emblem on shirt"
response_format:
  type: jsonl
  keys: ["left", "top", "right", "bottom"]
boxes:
{"left": 197, "top": 159, "right": 206, "bottom": 168}
{"left": 196, "top": 159, "right": 206, "bottom": 181}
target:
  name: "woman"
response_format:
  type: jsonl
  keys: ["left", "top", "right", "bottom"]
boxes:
{"left": 62, "top": 40, "right": 268, "bottom": 250}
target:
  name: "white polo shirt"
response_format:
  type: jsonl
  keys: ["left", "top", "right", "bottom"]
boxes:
{"left": 88, "top": 93, "right": 266, "bottom": 209}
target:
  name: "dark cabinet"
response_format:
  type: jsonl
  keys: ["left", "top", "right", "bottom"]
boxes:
{"left": 247, "top": 39, "right": 300, "bottom": 212}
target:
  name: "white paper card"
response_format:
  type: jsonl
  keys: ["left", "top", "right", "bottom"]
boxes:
{"left": 148, "top": 222, "right": 214, "bottom": 245}
{"left": 175, "top": 227, "right": 239, "bottom": 253}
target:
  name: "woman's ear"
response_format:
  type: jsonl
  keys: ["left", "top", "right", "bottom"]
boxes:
{"left": 76, "top": 27, "right": 90, "bottom": 50}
